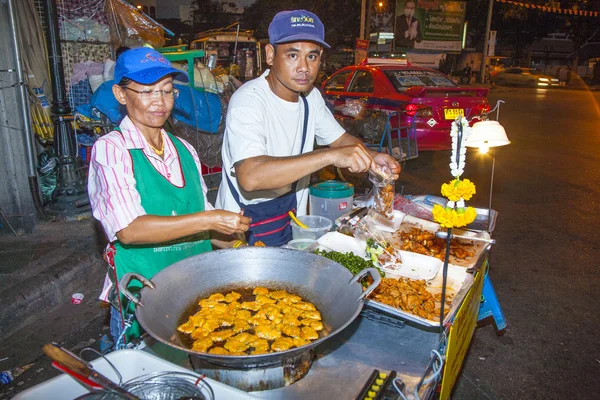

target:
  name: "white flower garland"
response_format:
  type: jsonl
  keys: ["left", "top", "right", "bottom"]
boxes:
{"left": 449, "top": 116, "right": 471, "bottom": 178}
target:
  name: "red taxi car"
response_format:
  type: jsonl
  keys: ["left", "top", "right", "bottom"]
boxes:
{"left": 322, "top": 59, "right": 490, "bottom": 150}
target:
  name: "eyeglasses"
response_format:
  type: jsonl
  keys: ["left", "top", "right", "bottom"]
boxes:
{"left": 122, "top": 87, "right": 180, "bottom": 100}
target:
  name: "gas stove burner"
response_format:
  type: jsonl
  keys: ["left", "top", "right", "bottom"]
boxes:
{"left": 189, "top": 350, "right": 313, "bottom": 391}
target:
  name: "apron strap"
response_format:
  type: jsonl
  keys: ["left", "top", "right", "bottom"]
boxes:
{"left": 225, "top": 94, "right": 310, "bottom": 208}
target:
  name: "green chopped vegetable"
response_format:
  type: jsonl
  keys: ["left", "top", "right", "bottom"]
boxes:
{"left": 316, "top": 249, "right": 385, "bottom": 278}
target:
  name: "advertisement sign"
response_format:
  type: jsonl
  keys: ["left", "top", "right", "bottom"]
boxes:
{"left": 355, "top": 39, "right": 369, "bottom": 65}
{"left": 488, "top": 30, "right": 497, "bottom": 57}
{"left": 394, "top": 0, "right": 466, "bottom": 52}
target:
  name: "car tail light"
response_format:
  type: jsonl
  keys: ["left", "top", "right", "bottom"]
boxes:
{"left": 475, "top": 103, "right": 491, "bottom": 115}
{"left": 405, "top": 104, "right": 432, "bottom": 117}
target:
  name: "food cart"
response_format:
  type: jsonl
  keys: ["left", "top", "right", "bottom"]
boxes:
{"left": 17, "top": 194, "right": 498, "bottom": 400}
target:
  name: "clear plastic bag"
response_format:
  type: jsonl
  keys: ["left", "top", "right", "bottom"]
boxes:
{"left": 338, "top": 98, "right": 367, "bottom": 118}
{"left": 104, "top": 0, "right": 166, "bottom": 49}
{"left": 369, "top": 165, "right": 396, "bottom": 219}
{"left": 354, "top": 219, "right": 402, "bottom": 268}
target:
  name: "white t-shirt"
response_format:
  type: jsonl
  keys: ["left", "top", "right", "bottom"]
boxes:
{"left": 216, "top": 70, "right": 345, "bottom": 215}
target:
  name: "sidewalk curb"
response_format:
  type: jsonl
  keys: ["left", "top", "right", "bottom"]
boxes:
{"left": 0, "top": 246, "right": 105, "bottom": 340}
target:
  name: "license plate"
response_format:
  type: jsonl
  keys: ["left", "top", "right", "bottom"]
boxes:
{"left": 444, "top": 108, "right": 464, "bottom": 120}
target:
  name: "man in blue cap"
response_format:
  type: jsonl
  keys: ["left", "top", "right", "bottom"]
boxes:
{"left": 216, "top": 10, "right": 401, "bottom": 247}
{"left": 88, "top": 47, "right": 250, "bottom": 348}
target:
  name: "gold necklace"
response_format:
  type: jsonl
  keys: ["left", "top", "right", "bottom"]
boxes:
{"left": 148, "top": 135, "right": 164, "bottom": 156}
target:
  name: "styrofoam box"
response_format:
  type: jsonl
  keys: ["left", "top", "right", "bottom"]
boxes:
{"left": 14, "top": 350, "right": 257, "bottom": 400}
{"left": 382, "top": 250, "right": 443, "bottom": 281}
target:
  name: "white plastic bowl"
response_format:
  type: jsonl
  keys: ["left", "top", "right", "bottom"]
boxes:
{"left": 290, "top": 215, "right": 332, "bottom": 241}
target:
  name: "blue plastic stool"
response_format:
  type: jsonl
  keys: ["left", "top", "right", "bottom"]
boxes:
{"left": 478, "top": 272, "right": 507, "bottom": 331}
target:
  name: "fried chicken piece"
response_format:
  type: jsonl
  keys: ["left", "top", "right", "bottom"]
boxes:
{"left": 301, "top": 310, "right": 322, "bottom": 320}
{"left": 248, "top": 315, "right": 272, "bottom": 327}
{"left": 279, "top": 304, "right": 302, "bottom": 316}
{"left": 282, "top": 315, "right": 302, "bottom": 326}
{"left": 212, "top": 303, "right": 229, "bottom": 314}
{"left": 271, "top": 337, "right": 294, "bottom": 351}
{"left": 277, "top": 294, "right": 302, "bottom": 304}
{"left": 188, "top": 314, "right": 206, "bottom": 327}
{"left": 177, "top": 321, "right": 195, "bottom": 334}
{"left": 281, "top": 325, "right": 301, "bottom": 338}
{"left": 268, "top": 290, "right": 290, "bottom": 300}
{"left": 294, "top": 301, "right": 316, "bottom": 311}
{"left": 191, "top": 337, "right": 213, "bottom": 353}
{"left": 224, "top": 340, "right": 249, "bottom": 353}
{"left": 255, "top": 325, "right": 282, "bottom": 340}
{"left": 253, "top": 287, "right": 269, "bottom": 296}
{"left": 191, "top": 327, "right": 211, "bottom": 340}
{"left": 300, "top": 326, "right": 319, "bottom": 340}
{"left": 202, "top": 319, "right": 221, "bottom": 333}
{"left": 208, "top": 293, "right": 226, "bottom": 302}
{"left": 208, "top": 347, "right": 229, "bottom": 355}
{"left": 233, "top": 319, "right": 251, "bottom": 333}
{"left": 255, "top": 294, "right": 277, "bottom": 304}
{"left": 210, "top": 329, "right": 235, "bottom": 342}
{"left": 198, "top": 299, "right": 219, "bottom": 308}
{"left": 227, "top": 301, "right": 241, "bottom": 313}
{"left": 240, "top": 301, "right": 262, "bottom": 311}
{"left": 250, "top": 338, "right": 270, "bottom": 353}
{"left": 224, "top": 291, "right": 242, "bottom": 303}
{"left": 309, "top": 321, "right": 324, "bottom": 331}
{"left": 293, "top": 337, "right": 309, "bottom": 347}
{"left": 220, "top": 313, "right": 236, "bottom": 327}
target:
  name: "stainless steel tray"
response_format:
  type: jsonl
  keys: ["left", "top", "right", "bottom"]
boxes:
{"left": 393, "top": 215, "right": 492, "bottom": 270}
{"left": 365, "top": 264, "right": 474, "bottom": 328}
{"left": 466, "top": 208, "right": 498, "bottom": 233}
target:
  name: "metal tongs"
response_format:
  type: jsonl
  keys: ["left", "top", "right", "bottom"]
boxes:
{"left": 435, "top": 231, "right": 496, "bottom": 245}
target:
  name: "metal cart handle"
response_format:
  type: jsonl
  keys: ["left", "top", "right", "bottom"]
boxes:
{"left": 118, "top": 273, "right": 156, "bottom": 308}
{"left": 350, "top": 267, "right": 382, "bottom": 301}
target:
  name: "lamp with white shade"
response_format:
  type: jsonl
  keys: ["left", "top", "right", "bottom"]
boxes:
{"left": 465, "top": 120, "right": 511, "bottom": 232}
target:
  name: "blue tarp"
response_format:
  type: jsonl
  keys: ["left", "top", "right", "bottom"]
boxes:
{"left": 76, "top": 81, "right": 222, "bottom": 134}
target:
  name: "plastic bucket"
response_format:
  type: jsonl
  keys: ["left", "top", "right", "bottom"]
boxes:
{"left": 290, "top": 215, "right": 332, "bottom": 241}
{"left": 309, "top": 180, "right": 354, "bottom": 223}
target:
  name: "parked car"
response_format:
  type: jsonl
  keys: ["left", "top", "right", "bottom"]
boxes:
{"left": 493, "top": 67, "right": 559, "bottom": 87}
{"left": 322, "top": 59, "right": 490, "bottom": 150}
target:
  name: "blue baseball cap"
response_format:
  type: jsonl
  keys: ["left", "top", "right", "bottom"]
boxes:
{"left": 268, "top": 10, "right": 330, "bottom": 49}
{"left": 113, "top": 47, "right": 189, "bottom": 85}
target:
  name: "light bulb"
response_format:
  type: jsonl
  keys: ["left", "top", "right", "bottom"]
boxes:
{"left": 478, "top": 143, "right": 490, "bottom": 154}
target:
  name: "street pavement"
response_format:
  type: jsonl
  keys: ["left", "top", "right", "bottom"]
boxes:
{"left": 1, "top": 86, "right": 599, "bottom": 399}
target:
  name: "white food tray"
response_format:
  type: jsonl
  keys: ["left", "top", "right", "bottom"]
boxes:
{"left": 365, "top": 264, "right": 474, "bottom": 328}
{"left": 14, "top": 350, "right": 256, "bottom": 400}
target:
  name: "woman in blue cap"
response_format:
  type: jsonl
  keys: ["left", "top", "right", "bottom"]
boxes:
{"left": 88, "top": 48, "right": 251, "bottom": 347}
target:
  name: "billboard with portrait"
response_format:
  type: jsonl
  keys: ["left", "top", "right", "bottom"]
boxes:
{"left": 394, "top": 0, "right": 466, "bottom": 52}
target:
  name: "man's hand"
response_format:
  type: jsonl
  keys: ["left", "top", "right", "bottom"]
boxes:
{"left": 372, "top": 152, "right": 401, "bottom": 180}
{"left": 329, "top": 143, "right": 375, "bottom": 173}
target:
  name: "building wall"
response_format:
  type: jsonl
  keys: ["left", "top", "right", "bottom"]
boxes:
{"left": 0, "top": 2, "right": 36, "bottom": 233}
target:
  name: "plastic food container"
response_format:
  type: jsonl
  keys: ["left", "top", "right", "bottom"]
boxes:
{"left": 285, "top": 239, "right": 318, "bottom": 251}
{"left": 291, "top": 215, "right": 332, "bottom": 241}
{"left": 309, "top": 180, "right": 355, "bottom": 223}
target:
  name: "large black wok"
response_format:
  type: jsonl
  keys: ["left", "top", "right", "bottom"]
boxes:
{"left": 122, "top": 247, "right": 380, "bottom": 368}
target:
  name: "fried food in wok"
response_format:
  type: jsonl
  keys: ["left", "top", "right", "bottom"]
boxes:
{"left": 178, "top": 288, "right": 325, "bottom": 355}
{"left": 368, "top": 278, "right": 452, "bottom": 321}
{"left": 397, "top": 227, "right": 475, "bottom": 261}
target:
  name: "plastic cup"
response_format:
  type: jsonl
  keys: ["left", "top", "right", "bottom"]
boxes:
{"left": 71, "top": 293, "right": 84, "bottom": 305}
{"left": 290, "top": 215, "right": 332, "bottom": 241}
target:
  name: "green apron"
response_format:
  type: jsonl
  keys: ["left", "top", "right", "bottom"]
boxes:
{"left": 112, "top": 133, "right": 212, "bottom": 340}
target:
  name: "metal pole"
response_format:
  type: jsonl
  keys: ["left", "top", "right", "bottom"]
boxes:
{"left": 42, "top": 0, "right": 87, "bottom": 213}
{"left": 8, "top": 0, "right": 47, "bottom": 219}
{"left": 479, "top": 0, "right": 494, "bottom": 84}
{"left": 488, "top": 150, "right": 495, "bottom": 233}
{"left": 360, "top": 0, "right": 366, "bottom": 40}
{"left": 7, "top": 0, "right": 36, "bottom": 179}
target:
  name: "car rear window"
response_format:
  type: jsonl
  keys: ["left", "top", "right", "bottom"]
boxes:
{"left": 384, "top": 70, "right": 457, "bottom": 92}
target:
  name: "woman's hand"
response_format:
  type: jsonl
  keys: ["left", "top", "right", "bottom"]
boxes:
{"left": 208, "top": 210, "right": 251, "bottom": 235}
